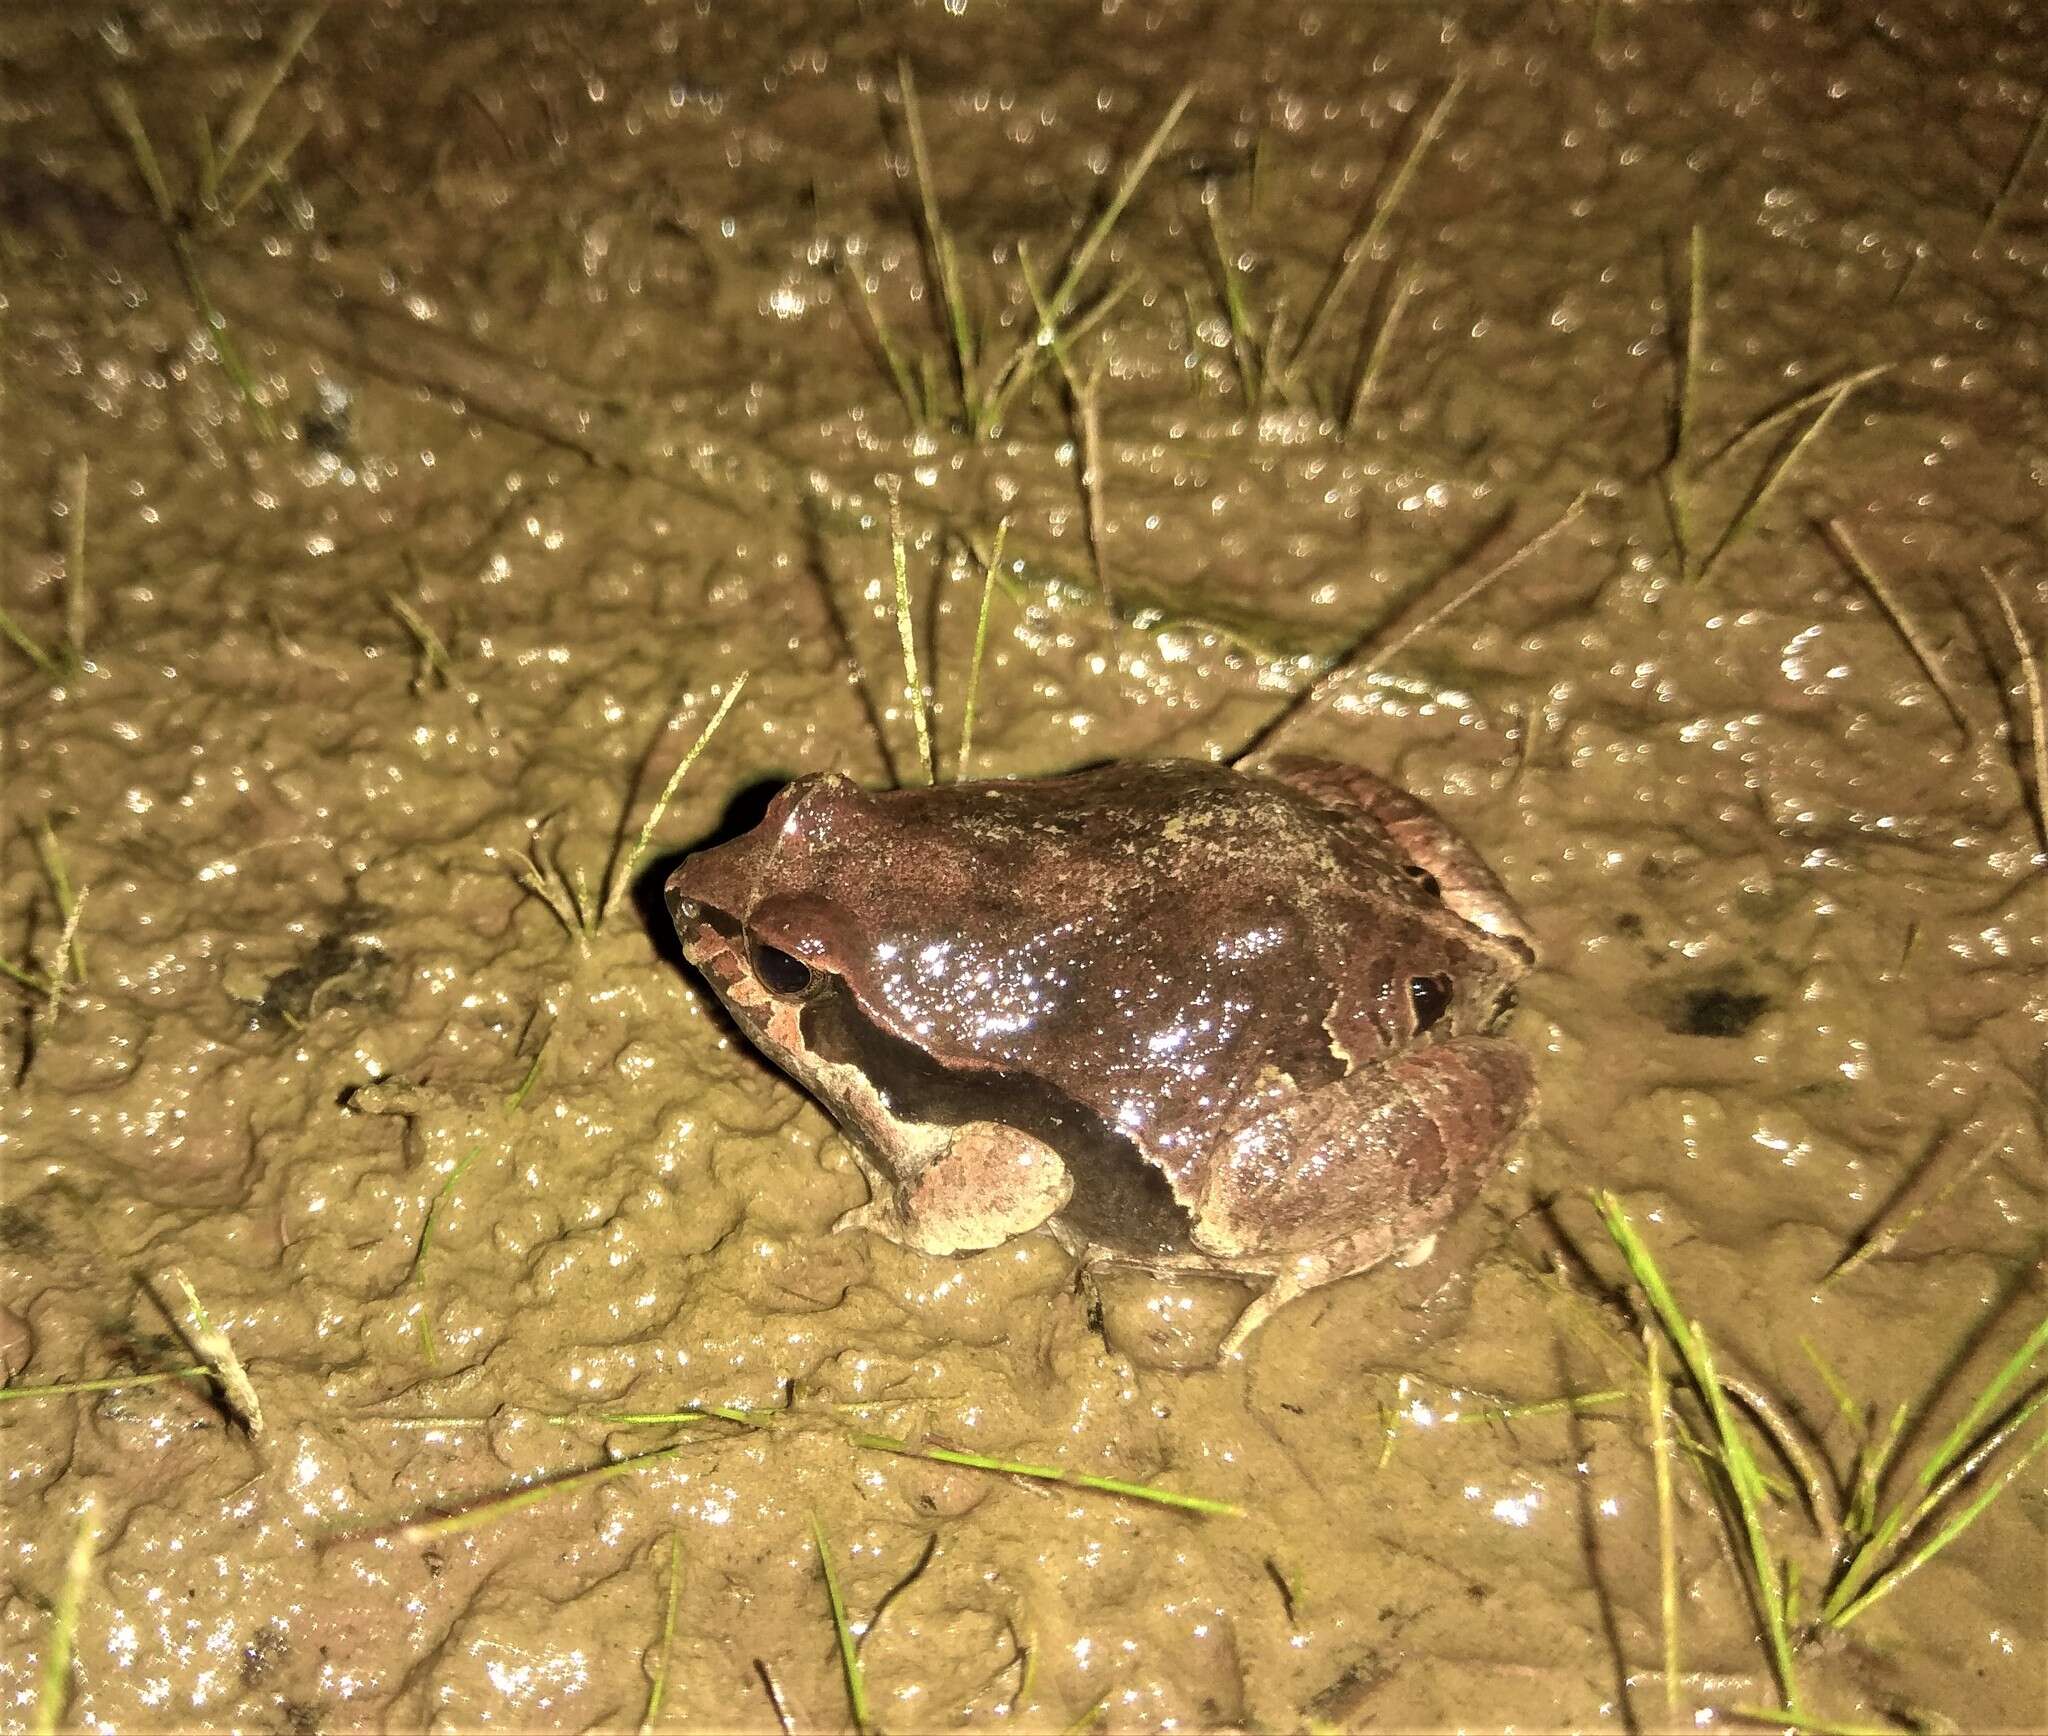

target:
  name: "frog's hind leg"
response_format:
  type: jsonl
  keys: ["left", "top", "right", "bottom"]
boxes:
{"left": 1257, "top": 756, "right": 1537, "bottom": 958}
{"left": 1195, "top": 1035, "right": 1533, "bottom": 1348}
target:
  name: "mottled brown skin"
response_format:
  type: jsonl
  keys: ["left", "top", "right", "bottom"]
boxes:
{"left": 667, "top": 756, "right": 1536, "bottom": 1351}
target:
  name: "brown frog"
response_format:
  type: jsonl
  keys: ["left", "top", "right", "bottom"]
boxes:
{"left": 666, "top": 756, "right": 1536, "bottom": 1351}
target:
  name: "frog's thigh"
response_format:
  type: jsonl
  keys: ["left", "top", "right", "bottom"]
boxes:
{"left": 1260, "top": 756, "right": 1537, "bottom": 954}
{"left": 1193, "top": 1035, "right": 1533, "bottom": 1263}
{"left": 895, "top": 1122, "right": 1074, "bottom": 1258}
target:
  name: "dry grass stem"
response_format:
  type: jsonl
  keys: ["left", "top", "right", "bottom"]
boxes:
{"left": 1695, "top": 377, "right": 1869, "bottom": 583}
{"left": 1362, "top": 489, "right": 1591, "bottom": 679}
{"left": 207, "top": 2, "right": 328, "bottom": 209}
{"left": 1231, "top": 489, "right": 1590, "bottom": 766}
{"left": 1647, "top": 1330, "right": 1683, "bottom": 1722}
{"left": 1982, "top": 567, "right": 2046, "bottom": 853}
{"left": 386, "top": 593, "right": 456, "bottom": 690}
{"left": 61, "top": 455, "right": 89, "bottom": 663}
{"left": 1677, "top": 224, "right": 1705, "bottom": 460}
{"left": 1704, "top": 364, "right": 1890, "bottom": 472}
{"left": 166, "top": 1267, "right": 263, "bottom": 1433}
{"left": 1825, "top": 1116, "right": 2009, "bottom": 1284}
{"left": 1972, "top": 99, "right": 2048, "bottom": 258}
{"left": 757, "top": 1660, "right": 798, "bottom": 1735}
{"left": 1821, "top": 520, "right": 1973, "bottom": 739}
{"left": 1343, "top": 262, "right": 1418, "bottom": 433}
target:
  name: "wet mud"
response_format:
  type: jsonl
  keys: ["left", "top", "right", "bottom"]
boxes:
{"left": 1, "top": 2, "right": 2042, "bottom": 1730}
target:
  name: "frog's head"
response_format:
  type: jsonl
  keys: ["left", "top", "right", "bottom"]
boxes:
{"left": 665, "top": 773, "right": 883, "bottom": 1019}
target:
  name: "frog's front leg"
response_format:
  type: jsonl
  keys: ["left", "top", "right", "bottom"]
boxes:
{"left": 1193, "top": 1036, "right": 1534, "bottom": 1352}
{"left": 837, "top": 1122, "right": 1074, "bottom": 1258}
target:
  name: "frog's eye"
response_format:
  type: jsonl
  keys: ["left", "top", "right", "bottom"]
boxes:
{"left": 1409, "top": 974, "right": 1453, "bottom": 1033}
{"left": 750, "top": 939, "right": 820, "bottom": 1000}
{"left": 1402, "top": 863, "right": 1442, "bottom": 899}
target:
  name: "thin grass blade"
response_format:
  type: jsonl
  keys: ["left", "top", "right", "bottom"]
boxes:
{"left": 809, "top": 1513, "right": 872, "bottom": 1735}
{"left": 31, "top": 1498, "right": 99, "bottom": 1736}
{"left": 957, "top": 517, "right": 1009, "bottom": 778}
{"left": 1277, "top": 71, "right": 1464, "bottom": 396}
{"left": 853, "top": 1431, "right": 1242, "bottom": 1515}
{"left": 601, "top": 672, "right": 750, "bottom": 925}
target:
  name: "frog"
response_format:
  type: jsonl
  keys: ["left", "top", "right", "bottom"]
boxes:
{"left": 665, "top": 755, "right": 1537, "bottom": 1352}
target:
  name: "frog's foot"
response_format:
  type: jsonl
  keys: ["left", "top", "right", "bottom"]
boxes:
{"left": 1217, "top": 1276, "right": 1304, "bottom": 1358}
{"left": 1393, "top": 1231, "right": 1438, "bottom": 1269}
{"left": 843, "top": 1122, "right": 1073, "bottom": 1259}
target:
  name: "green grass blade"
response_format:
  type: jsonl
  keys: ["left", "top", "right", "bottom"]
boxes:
{"left": 841, "top": 256, "right": 927, "bottom": 428}
{"left": 1276, "top": 71, "right": 1464, "bottom": 397}
{"left": 636, "top": 1532, "right": 684, "bottom": 1736}
{"left": 1726, "top": 1707, "right": 1907, "bottom": 1736}
{"left": 1, "top": 1367, "right": 209, "bottom": 1402}
{"left": 1822, "top": 1312, "right": 2048, "bottom": 1621}
{"left": 1594, "top": 1192, "right": 1801, "bottom": 1710}
{"left": 957, "top": 517, "right": 1009, "bottom": 778}
{"left": 411, "top": 1140, "right": 481, "bottom": 1365}
{"left": 600, "top": 672, "right": 750, "bottom": 925}
{"left": 809, "top": 1513, "right": 872, "bottom": 1735}
{"left": 0, "top": 607, "right": 61, "bottom": 680}
{"left": 982, "top": 84, "right": 1192, "bottom": 429}
{"left": 32, "top": 1498, "right": 99, "bottom": 1736}
{"left": 546, "top": 1404, "right": 777, "bottom": 1431}
{"left": 394, "top": 1443, "right": 685, "bottom": 1544}
{"left": 1828, "top": 1419, "right": 2047, "bottom": 1629}
{"left": 1202, "top": 194, "right": 1262, "bottom": 404}
{"left": 852, "top": 1431, "right": 1242, "bottom": 1516}
{"left": 886, "top": 486, "right": 936, "bottom": 784}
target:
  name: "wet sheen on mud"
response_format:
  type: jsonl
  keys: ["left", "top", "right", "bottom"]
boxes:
{"left": 1, "top": 3, "right": 2042, "bottom": 1730}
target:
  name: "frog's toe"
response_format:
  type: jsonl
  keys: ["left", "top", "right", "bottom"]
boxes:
{"left": 831, "top": 1201, "right": 887, "bottom": 1238}
{"left": 1393, "top": 1231, "right": 1438, "bottom": 1269}
{"left": 1217, "top": 1277, "right": 1302, "bottom": 1357}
